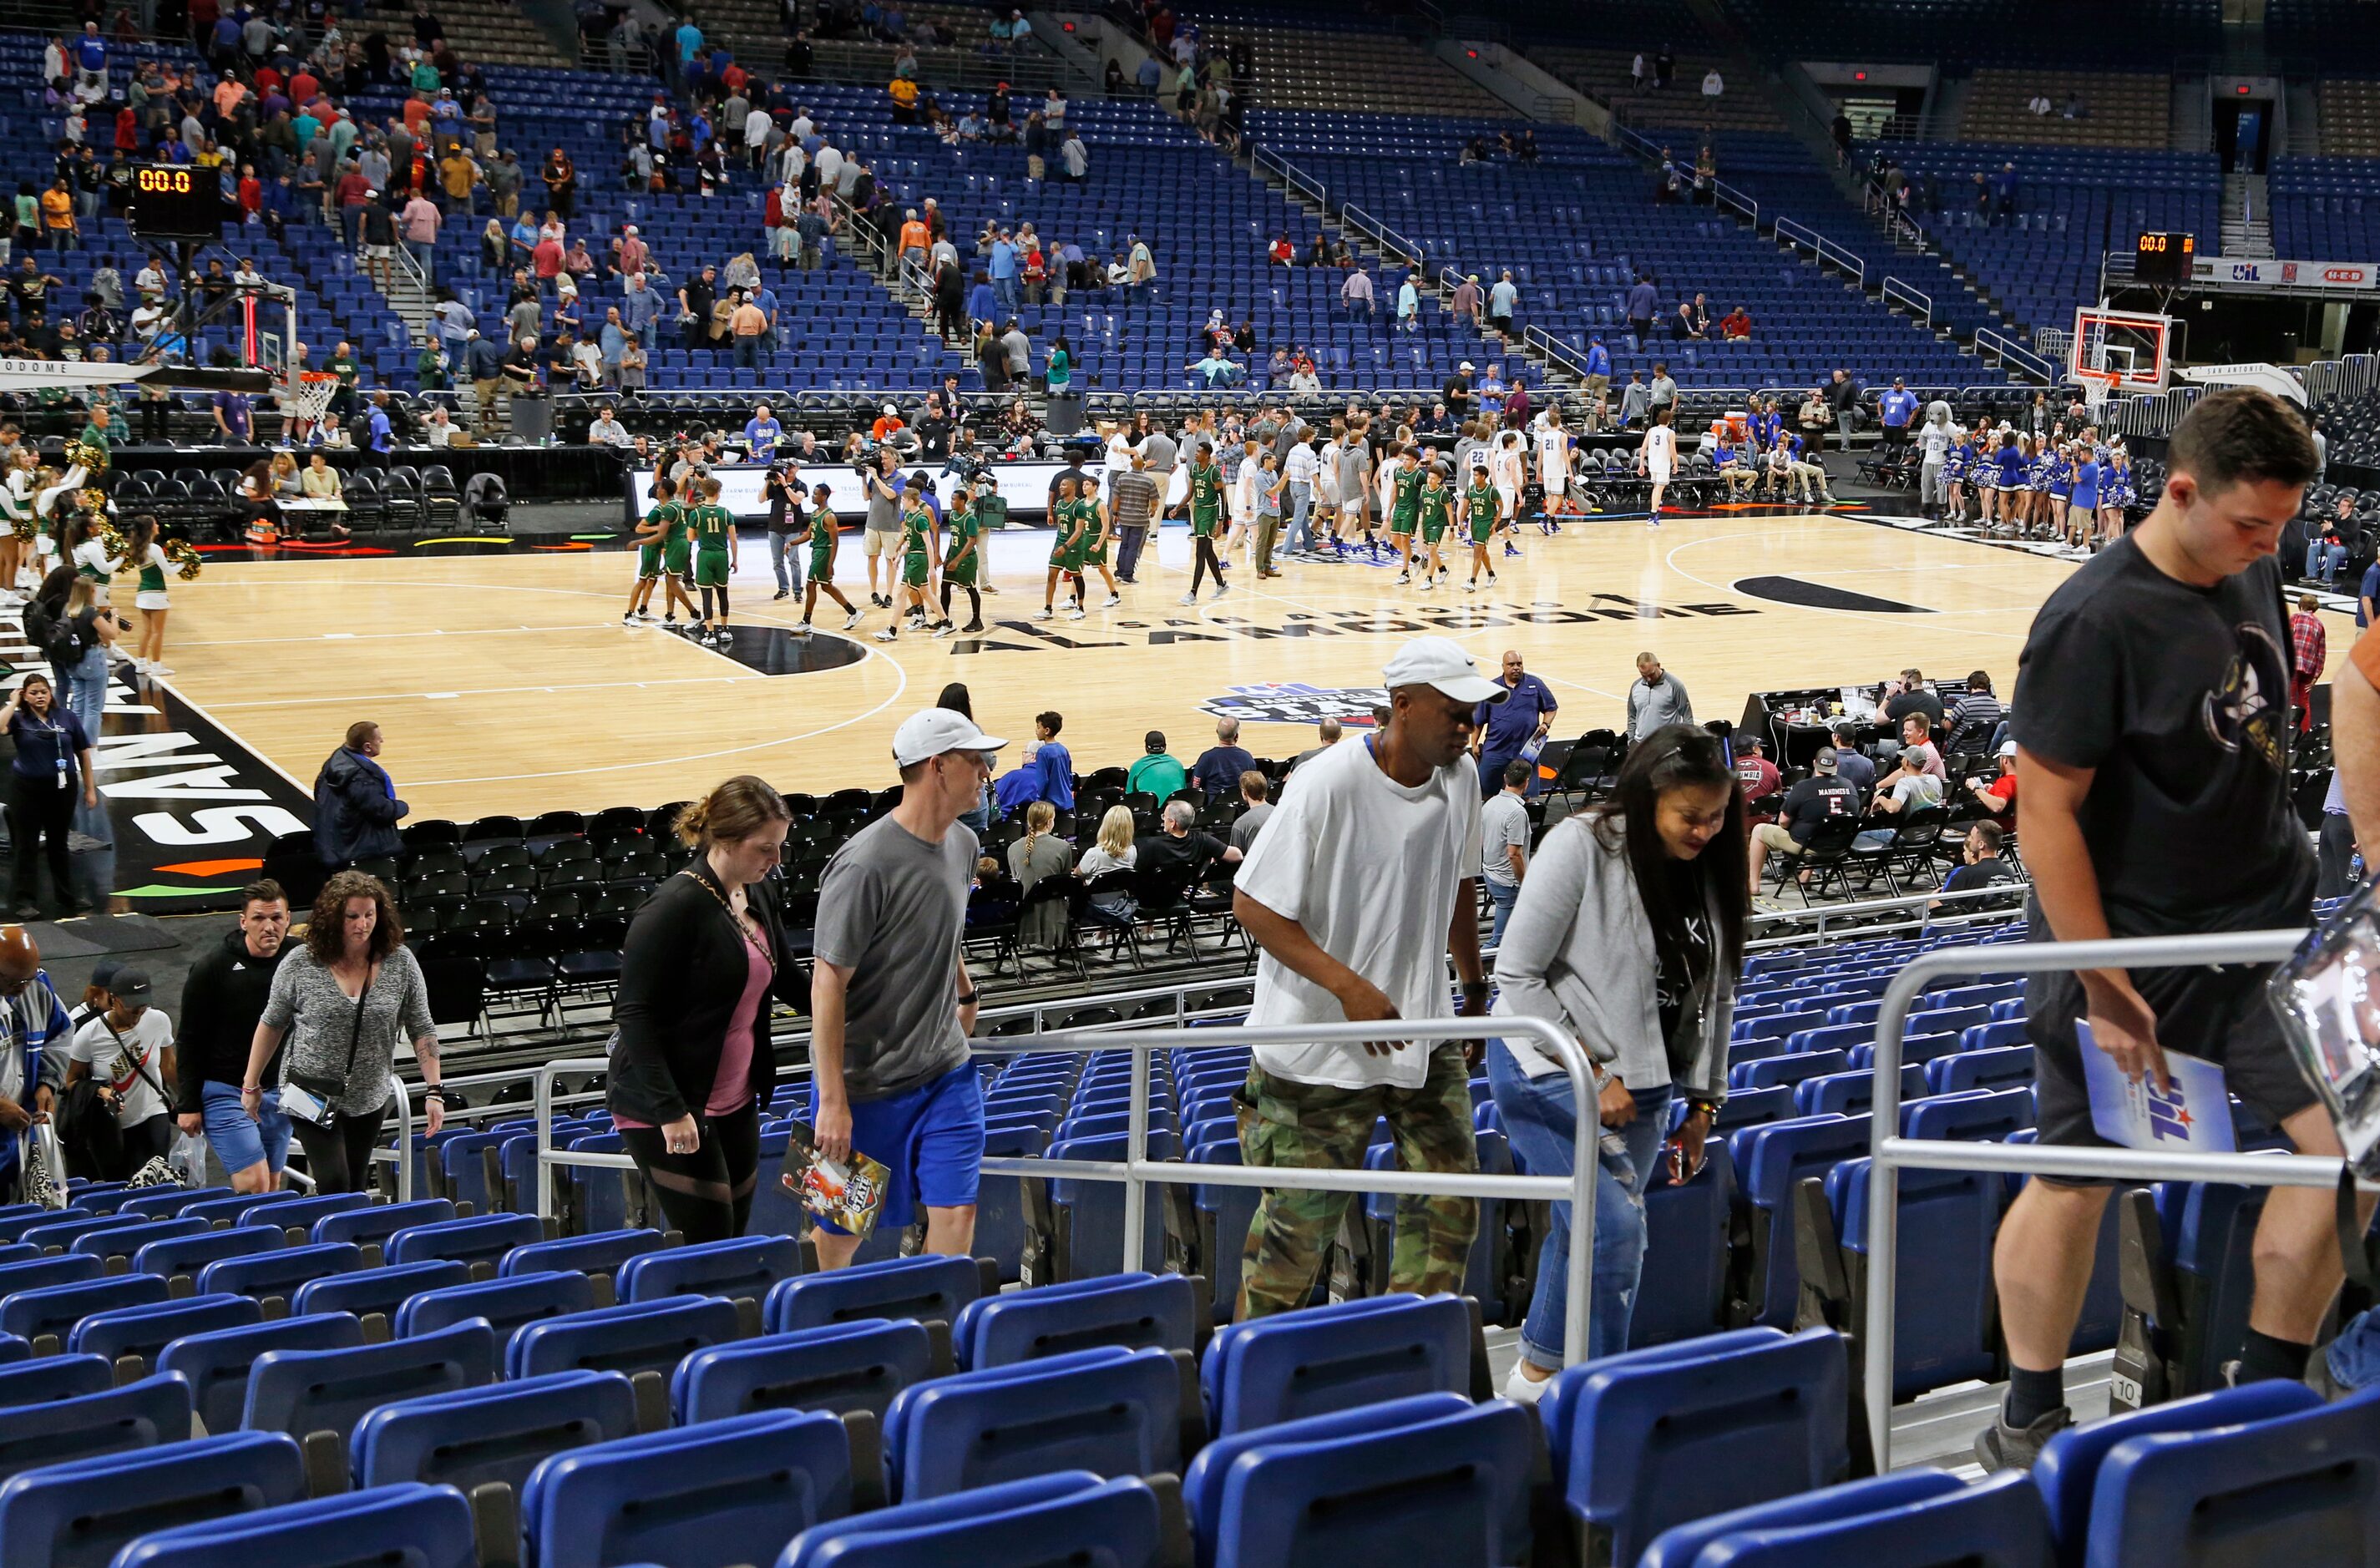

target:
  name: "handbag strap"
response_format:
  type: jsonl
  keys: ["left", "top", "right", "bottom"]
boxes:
{"left": 338, "top": 963, "right": 377, "bottom": 1080}
{"left": 97, "top": 1015, "right": 168, "bottom": 1106}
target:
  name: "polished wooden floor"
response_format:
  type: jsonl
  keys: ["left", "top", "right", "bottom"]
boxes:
{"left": 159, "top": 513, "right": 2354, "bottom": 822}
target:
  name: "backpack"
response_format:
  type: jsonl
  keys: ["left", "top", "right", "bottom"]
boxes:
{"left": 21, "top": 596, "right": 83, "bottom": 667}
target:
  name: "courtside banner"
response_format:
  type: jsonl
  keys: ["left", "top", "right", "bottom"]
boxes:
{"left": 2190, "top": 257, "right": 2380, "bottom": 291}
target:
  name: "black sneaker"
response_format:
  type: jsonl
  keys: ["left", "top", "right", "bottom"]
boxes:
{"left": 1973, "top": 1402, "right": 2072, "bottom": 1471}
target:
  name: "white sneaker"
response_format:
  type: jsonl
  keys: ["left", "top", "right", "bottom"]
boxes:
{"left": 1417, "top": 578, "right": 1434, "bottom": 592}
{"left": 841, "top": 609, "right": 864, "bottom": 630}
{"left": 872, "top": 628, "right": 898, "bottom": 642}
{"left": 1395, "top": 573, "right": 1410, "bottom": 585}
{"left": 1464, "top": 579, "right": 1477, "bottom": 592}
{"left": 1178, "top": 592, "right": 1198, "bottom": 606}
{"left": 1032, "top": 607, "right": 1053, "bottom": 620}
{"left": 931, "top": 620, "right": 957, "bottom": 639}
{"left": 146, "top": 665, "right": 171, "bottom": 676}
{"left": 1066, "top": 606, "right": 1086, "bottom": 620}
{"left": 1211, "top": 584, "right": 1229, "bottom": 600}
{"left": 1501, "top": 1363, "right": 1556, "bottom": 1407}
{"left": 1102, "top": 594, "right": 1121, "bottom": 608}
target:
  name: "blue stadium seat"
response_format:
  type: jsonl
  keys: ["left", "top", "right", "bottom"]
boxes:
{"left": 1734, "top": 1114, "right": 1871, "bottom": 1327}
{"left": 156, "top": 1315, "right": 370, "bottom": 1435}
{"left": 198, "top": 1240, "right": 364, "bottom": 1304}
{"left": 953, "top": 1272, "right": 1196, "bottom": 1368}
{"left": 505, "top": 1292, "right": 742, "bottom": 1380}
{"left": 351, "top": 1368, "right": 639, "bottom": 1493}
{"left": 0, "top": 1353, "right": 113, "bottom": 1409}
{"left": 2085, "top": 1383, "right": 2380, "bottom": 1561}
{"left": 68, "top": 1292, "right": 261, "bottom": 1373}
{"left": 244, "top": 1193, "right": 372, "bottom": 1239}
{"left": 1182, "top": 1392, "right": 1533, "bottom": 1568}
{"left": 1042, "top": 1130, "right": 1179, "bottom": 1280}
{"left": 1818, "top": 1158, "right": 2002, "bottom": 1400}
{"left": 2032, "top": 1381, "right": 2320, "bottom": 1560}
{"left": 501, "top": 1228, "right": 666, "bottom": 1280}
{"left": 291, "top": 1258, "right": 472, "bottom": 1323}
{"left": 117, "top": 1187, "right": 233, "bottom": 1221}
{"left": 1203, "top": 1292, "right": 1473, "bottom": 1434}
{"left": 776, "top": 1471, "right": 1164, "bottom": 1568}
{"left": 385, "top": 1212, "right": 544, "bottom": 1272}
{"left": 0, "top": 1206, "right": 91, "bottom": 1246}
{"left": 1187, "top": 1141, "right": 1259, "bottom": 1323}
{"left": 66, "top": 1216, "right": 208, "bottom": 1264}
{"left": 131, "top": 1224, "right": 282, "bottom": 1285}
{"left": 1543, "top": 1326, "right": 1851, "bottom": 1565}
{"left": 0, "top": 1273, "right": 170, "bottom": 1348}
{"left": 180, "top": 1192, "right": 306, "bottom": 1229}
{"left": 1646, "top": 1469, "right": 2051, "bottom": 1565}
{"left": 1630, "top": 1136, "right": 1732, "bottom": 1348}
{"left": 242, "top": 1321, "right": 497, "bottom": 1443}
{"left": 314, "top": 1198, "right": 458, "bottom": 1250}
{"left": 109, "top": 1481, "right": 475, "bottom": 1568}
{"left": 0, "top": 1432, "right": 307, "bottom": 1568}
{"left": 0, "top": 1374, "right": 192, "bottom": 1484}
{"left": 882, "top": 1345, "right": 1183, "bottom": 1500}
{"left": 1640, "top": 1469, "right": 1969, "bottom": 1568}
{"left": 766, "top": 1253, "right": 982, "bottom": 1335}
{"left": 396, "top": 1270, "right": 598, "bottom": 1353}
{"left": 619, "top": 1233, "right": 803, "bottom": 1304}
{"left": 522, "top": 1410, "right": 856, "bottom": 1568}
{"left": 673, "top": 1318, "right": 935, "bottom": 1424}
{"left": 0, "top": 1253, "right": 104, "bottom": 1307}
{"left": 974, "top": 1123, "right": 1051, "bottom": 1284}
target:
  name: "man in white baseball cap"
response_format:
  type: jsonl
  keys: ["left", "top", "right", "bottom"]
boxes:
{"left": 803, "top": 706, "right": 1006, "bottom": 1270}
{"left": 1229, "top": 636, "right": 1497, "bottom": 1318}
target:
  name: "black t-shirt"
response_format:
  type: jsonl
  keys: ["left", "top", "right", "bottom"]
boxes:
{"left": 1884, "top": 687, "right": 1944, "bottom": 732}
{"left": 1779, "top": 775, "right": 1861, "bottom": 843}
{"left": 360, "top": 205, "right": 396, "bottom": 245}
{"left": 1139, "top": 829, "right": 1228, "bottom": 886}
{"left": 500, "top": 346, "right": 538, "bottom": 387}
{"left": 1652, "top": 862, "right": 1713, "bottom": 1047}
{"left": 2013, "top": 532, "right": 2312, "bottom": 933}
{"left": 1942, "top": 857, "right": 2021, "bottom": 894}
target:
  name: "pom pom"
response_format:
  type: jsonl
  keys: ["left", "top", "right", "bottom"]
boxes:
{"left": 165, "top": 539, "right": 202, "bottom": 581}
{"left": 63, "top": 438, "right": 109, "bottom": 473}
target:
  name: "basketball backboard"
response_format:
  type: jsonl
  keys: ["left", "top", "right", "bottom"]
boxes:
{"left": 2071, "top": 307, "right": 2173, "bottom": 392}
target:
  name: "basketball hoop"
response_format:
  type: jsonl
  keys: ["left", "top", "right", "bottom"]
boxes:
{"left": 286, "top": 371, "right": 340, "bottom": 424}
{"left": 2077, "top": 368, "right": 2119, "bottom": 415}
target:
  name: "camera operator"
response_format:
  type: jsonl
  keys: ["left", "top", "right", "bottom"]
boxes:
{"left": 860, "top": 447, "right": 903, "bottom": 609}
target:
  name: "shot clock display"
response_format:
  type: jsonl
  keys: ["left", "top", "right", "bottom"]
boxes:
{"left": 129, "top": 164, "right": 224, "bottom": 241}
{"left": 2134, "top": 230, "right": 2195, "bottom": 286}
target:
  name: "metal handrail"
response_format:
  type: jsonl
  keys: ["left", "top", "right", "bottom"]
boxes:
{"left": 1339, "top": 203, "right": 1423, "bottom": 269}
{"left": 363, "top": 1073, "right": 418, "bottom": 1203}
{"left": 533, "top": 1013, "right": 1608, "bottom": 1363}
{"left": 1775, "top": 216, "right": 1866, "bottom": 288}
{"left": 1522, "top": 324, "right": 1593, "bottom": 382}
{"left": 1744, "top": 881, "right": 2030, "bottom": 949}
{"left": 1713, "top": 179, "right": 1759, "bottom": 228}
{"left": 1975, "top": 326, "right": 2059, "bottom": 384}
{"left": 1859, "top": 929, "right": 2360, "bottom": 1472}
{"left": 1881, "top": 276, "right": 1934, "bottom": 328}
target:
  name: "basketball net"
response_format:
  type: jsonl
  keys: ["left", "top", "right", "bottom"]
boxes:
{"left": 287, "top": 371, "right": 341, "bottom": 424}
{"left": 2077, "top": 368, "right": 2119, "bottom": 416}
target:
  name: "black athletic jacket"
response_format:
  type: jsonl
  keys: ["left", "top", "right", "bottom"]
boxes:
{"left": 608, "top": 862, "right": 805, "bottom": 1125}
{"left": 174, "top": 927, "right": 291, "bottom": 1115}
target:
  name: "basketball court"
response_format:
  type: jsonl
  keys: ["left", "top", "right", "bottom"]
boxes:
{"left": 144, "top": 506, "right": 2233, "bottom": 825}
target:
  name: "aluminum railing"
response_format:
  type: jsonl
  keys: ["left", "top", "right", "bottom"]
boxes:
{"left": 362, "top": 1074, "right": 418, "bottom": 1203}
{"left": 1860, "top": 929, "right": 2365, "bottom": 1471}
{"left": 1775, "top": 217, "right": 1866, "bottom": 288}
{"left": 1975, "top": 327, "right": 2058, "bottom": 384}
{"left": 1881, "top": 276, "right": 1933, "bottom": 328}
{"left": 532, "top": 1014, "right": 1608, "bottom": 1363}
{"left": 1744, "top": 881, "right": 2030, "bottom": 950}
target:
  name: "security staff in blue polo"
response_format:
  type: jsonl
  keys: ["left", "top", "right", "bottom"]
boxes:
{"left": 1471, "top": 647, "right": 1557, "bottom": 797}
{"left": 1878, "top": 377, "right": 1919, "bottom": 455}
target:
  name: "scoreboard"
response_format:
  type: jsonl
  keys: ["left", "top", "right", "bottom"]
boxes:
{"left": 128, "top": 164, "right": 223, "bottom": 241}
{"left": 2134, "top": 230, "right": 2196, "bottom": 286}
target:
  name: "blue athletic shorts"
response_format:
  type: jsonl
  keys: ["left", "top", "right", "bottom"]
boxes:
{"left": 808, "top": 1059, "right": 984, "bottom": 1235}
{"left": 203, "top": 1079, "right": 291, "bottom": 1178}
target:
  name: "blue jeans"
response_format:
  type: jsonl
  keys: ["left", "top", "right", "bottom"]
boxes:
{"left": 1486, "top": 879, "right": 1518, "bottom": 948}
{"left": 769, "top": 529, "right": 803, "bottom": 594}
{"left": 1488, "top": 1041, "right": 1671, "bottom": 1367}
{"left": 2307, "top": 541, "right": 2347, "bottom": 584}
{"left": 1284, "top": 482, "right": 1313, "bottom": 552}
{"left": 63, "top": 645, "right": 109, "bottom": 844}
{"left": 993, "top": 275, "right": 1019, "bottom": 318}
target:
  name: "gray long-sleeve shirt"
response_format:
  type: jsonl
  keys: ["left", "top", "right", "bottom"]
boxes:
{"left": 1626, "top": 672, "right": 1694, "bottom": 740}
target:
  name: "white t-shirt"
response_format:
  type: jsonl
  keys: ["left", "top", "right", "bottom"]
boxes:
{"left": 69, "top": 1009, "right": 173, "bottom": 1127}
{"left": 1235, "top": 455, "right": 1263, "bottom": 518}
{"left": 1480, "top": 790, "right": 1529, "bottom": 888}
{"left": 1104, "top": 433, "right": 1134, "bottom": 477}
{"left": 1492, "top": 442, "right": 1526, "bottom": 493}
{"left": 1233, "top": 736, "right": 1483, "bottom": 1089}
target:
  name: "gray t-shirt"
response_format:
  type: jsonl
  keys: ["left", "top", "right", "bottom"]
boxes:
{"left": 1480, "top": 790, "right": 1529, "bottom": 887}
{"left": 863, "top": 468, "right": 900, "bottom": 533}
{"left": 1136, "top": 430, "right": 1177, "bottom": 473}
{"left": 1229, "top": 800, "right": 1273, "bottom": 852}
{"left": 812, "top": 814, "right": 979, "bottom": 1099}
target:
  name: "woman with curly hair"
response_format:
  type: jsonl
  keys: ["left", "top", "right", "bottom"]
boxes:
{"left": 241, "top": 868, "right": 443, "bottom": 1193}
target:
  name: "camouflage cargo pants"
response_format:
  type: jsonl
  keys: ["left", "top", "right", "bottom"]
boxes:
{"left": 1235, "top": 1042, "right": 1479, "bottom": 1320}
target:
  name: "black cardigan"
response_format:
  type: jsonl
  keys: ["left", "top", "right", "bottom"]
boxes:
{"left": 607, "top": 862, "right": 805, "bottom": 1125}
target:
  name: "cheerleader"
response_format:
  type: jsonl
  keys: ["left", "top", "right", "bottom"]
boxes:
{"left": 2099, "top": 449, "right": 2134, "bottom": 543}
{"left": 1942, "top": 429, "right": 1970, "bottom": 524}
{"left": 2046, "top": 443, "right": 2075, "bottom": 539}
{"left": 1970, "top": 427, "right": 2002, "bottom": 529}
{"left": 1990, "top": 430, "right": 2028, "bottom": 536}
{"left": 2025, "top": 438, "right": 2055, "bottom": 537}
{"left": 124, "top": 514, "right": 173, "bottom": 676}
{"left": 63, "top": 510, "right": 121, "bottom": 610}
{"left": 0, "top": 445, "right": 37, "bottom": 602}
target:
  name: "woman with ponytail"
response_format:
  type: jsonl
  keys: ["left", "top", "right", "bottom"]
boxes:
{"left": 609, "top": 775, "right": 803, "bottom": 1242}
{"left": 1486, "top": 722, "right": 1747, "bottom": 1389}
{"left": 1006, "top": 799, "right": 1070, "bottom": 948}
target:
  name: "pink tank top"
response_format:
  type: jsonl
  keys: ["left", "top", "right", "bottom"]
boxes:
{"left": 615, "top": 923, "right": 771, "bottom": 1130}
